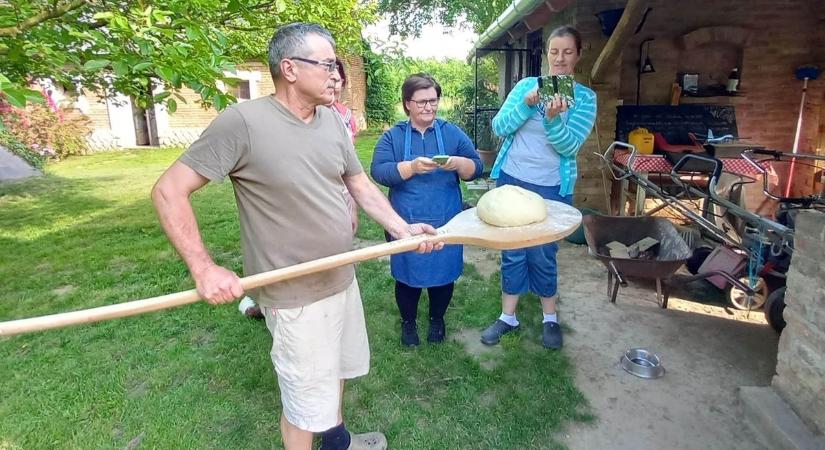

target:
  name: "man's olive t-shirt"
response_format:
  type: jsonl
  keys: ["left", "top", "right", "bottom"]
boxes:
{"left": 179, "top": 95, "right": 363, "bottom": 308}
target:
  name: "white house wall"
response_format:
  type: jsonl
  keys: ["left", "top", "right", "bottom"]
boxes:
{"left": 84, "top": 93, "right": 137, "bottom": 150}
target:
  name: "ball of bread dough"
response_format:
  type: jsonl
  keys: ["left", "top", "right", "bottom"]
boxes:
{"left": 476, "top": 185, "right": 547, "bottom": 227}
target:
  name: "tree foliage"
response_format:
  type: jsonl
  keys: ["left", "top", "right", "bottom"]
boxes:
{"left": 363, "top": 43, "right": 397, "bottom": 127}
{"left": 445, "top": 57, "right": 499, "bottom": 149}
{"left": 0, "top": 0, "right": 372, "bottom": 113}
{"left": 362, "top": 43, "right": 501, "bottom": 138}
{"left": 376, "top": 0, "right": 510, "bottom": 37}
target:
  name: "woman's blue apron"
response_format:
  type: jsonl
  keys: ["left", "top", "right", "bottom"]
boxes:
{"left": 388, "top": 121, "right": 463, "bottom": 288}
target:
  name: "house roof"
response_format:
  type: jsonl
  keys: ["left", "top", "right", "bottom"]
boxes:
{"left": 469, "top": 0, "right": 573, "bottom": 59}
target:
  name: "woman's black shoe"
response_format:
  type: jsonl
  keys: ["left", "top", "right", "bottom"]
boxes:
{"left": 427, "top": 318, "right": 445, "bottom": 343}
{"left": 401, "top": 320, "right": 420, "bottom": 347}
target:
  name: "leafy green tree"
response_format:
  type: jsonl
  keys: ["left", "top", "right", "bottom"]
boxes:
{"left": 0, "top": 0, "right": 372, "bottom": 114}
{"left": 410, "top": 59, "right": 473, "bottom": 101}
{"left": 363, "top": 43, "right": 398, "bottom": 127}
{"left": 362, "top": 50, "right": 500, "bottom": 134}
{"left": 376, "top": 0, "right": 509, "bottom": 37}
{"left": 446, "top": 57, "right": 499, "bottom": 148}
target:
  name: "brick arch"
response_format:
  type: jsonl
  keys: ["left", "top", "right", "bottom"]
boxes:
{"left": 676, "top": 26, "right": 752, "bottom": 50}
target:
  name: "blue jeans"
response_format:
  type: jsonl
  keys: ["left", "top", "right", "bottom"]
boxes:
{"left": 497, "top": 171, "right": 573, "bottom": 297}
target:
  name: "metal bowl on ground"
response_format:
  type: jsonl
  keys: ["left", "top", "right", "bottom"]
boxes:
{"left": 621, "top": 348, "right": 665, "bottom": 379}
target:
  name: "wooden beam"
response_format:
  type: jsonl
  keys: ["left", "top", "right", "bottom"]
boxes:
{"left": 590, "top": 0, "right": 650, "bottom": 83}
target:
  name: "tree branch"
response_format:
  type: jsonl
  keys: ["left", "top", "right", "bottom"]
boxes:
{"left": 216, "top": 1, "right": 278, "bottom": 25}
{"left": 0, "top": 0, "right": 92, "bottom": 38}
{"left": 248, "top": 1, "right": 278, "bottom": 11}
{"left": 223, "top": 25, "right": 270, "bottom": 31}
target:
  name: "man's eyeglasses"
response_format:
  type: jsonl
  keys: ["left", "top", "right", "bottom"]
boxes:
{"left": 410, "top": 98, "right": 439, "bottom": 108}
{"left": 288, "top": 57, "right": 337, "bottom": 74}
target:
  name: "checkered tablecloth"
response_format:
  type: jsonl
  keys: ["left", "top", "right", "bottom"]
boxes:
{"left": 613, "top": 150, "right": 764, "bottom": 176}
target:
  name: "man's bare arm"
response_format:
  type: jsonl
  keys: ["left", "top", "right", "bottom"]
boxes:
{"left": 343, "top": 172, "right": 443, "bottom": 252}
{"left": 151, "top": 161, "right": 243, "bottom": 303}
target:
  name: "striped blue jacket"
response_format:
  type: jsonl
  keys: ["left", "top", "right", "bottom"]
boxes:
{"left": 490, "top": 77, "right": 597, "bottom": 196}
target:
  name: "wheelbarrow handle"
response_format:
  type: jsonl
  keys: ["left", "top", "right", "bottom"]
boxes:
{"left": 608, "top": 261, "right": 628, "bottom": 287}
{"left": 595, "top": 141, "right": 638, "bottom": 181}
{"left": 670, "top": 153, "right": 723, "bottom": 184}
{"left": 679, "top": 270, "right": 754, "bottom": 295}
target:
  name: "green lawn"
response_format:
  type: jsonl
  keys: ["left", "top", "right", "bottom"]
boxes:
{"left": 0, "top": 131, "right": 589, "bottom": 449}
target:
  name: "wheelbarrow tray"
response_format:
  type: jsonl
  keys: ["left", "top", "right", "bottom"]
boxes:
{"left": 583, "top": 215, "right": 693, "bottom": 308}
{"left": 582, "top": 215, "right": 692, "bottom": 278}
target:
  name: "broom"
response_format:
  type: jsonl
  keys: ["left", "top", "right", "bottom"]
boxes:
{"left": 784, "top": 65, "right": 820, "bottom": 198}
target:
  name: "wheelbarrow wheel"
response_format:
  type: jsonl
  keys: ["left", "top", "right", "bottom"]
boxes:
{"left": 726, "top": 276, "right": 767, "bottom": 310}
{"left": 764, "top": 287, "right": 786, "bottom": 334}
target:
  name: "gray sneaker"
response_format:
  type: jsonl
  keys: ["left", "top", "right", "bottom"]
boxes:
{"left": 348, "top": 431, "right": 387, "bottom": 450}
{"left": 480, "top": 319, "right": 519, "bottom": 345}
{"left": 542, "top": 321, "right": 563, "bottom": 349}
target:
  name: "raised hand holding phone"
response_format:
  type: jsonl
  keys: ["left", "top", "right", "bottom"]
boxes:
{"left": 544, "top": 93, "right": 569, "bottom": 120}
{"left": 537, "top": 75, "right": 575, "bottom": 107}
{"left": 524, "top": 90, "right": 540, "bottom": 106}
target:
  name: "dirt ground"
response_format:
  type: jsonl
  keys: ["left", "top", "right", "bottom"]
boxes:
{"left": 458, "top": 242, "right": 779, "bottom": 450}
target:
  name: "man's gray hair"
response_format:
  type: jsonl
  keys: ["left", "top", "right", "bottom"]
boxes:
{"left": 268, "top": 23, "right": 336, "bottom": 80}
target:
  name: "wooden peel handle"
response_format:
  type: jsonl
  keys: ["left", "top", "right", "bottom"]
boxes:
{"left": 0, "top": 235, "right": 431, "bottom": 337}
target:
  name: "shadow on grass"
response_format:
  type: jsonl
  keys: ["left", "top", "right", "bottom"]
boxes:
{"left": 0, "top": 173, "right": 242, "bottom": 320}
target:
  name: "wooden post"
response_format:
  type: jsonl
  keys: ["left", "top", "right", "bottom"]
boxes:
{"left": 590, "top": 0, "right": 651, "bottom": 84}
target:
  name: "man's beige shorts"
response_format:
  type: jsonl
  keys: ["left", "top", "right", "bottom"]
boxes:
{"left": 262, "top": 279, "right": 370, "bottom": 432}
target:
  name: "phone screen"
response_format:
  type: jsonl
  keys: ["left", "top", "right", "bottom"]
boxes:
{"left": 537, "top": 75, "right": 575, "bottom": 107}
{"left": 432, "top": 155, "right": 449, "bottom": 165}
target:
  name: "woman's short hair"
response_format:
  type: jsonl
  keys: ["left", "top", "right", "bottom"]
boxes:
{"left": 401, "top": 73, "right": 442, "bottom": 115}
{"left": 548, "top": 25, "right": 582, "bottom": 54}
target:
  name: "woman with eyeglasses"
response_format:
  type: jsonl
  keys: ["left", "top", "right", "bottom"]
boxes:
{"left": 480, "top": 26, "right": 597, "bottom": 350}
{"left": 371, "top": 73, "right": 483, "bottom": 347}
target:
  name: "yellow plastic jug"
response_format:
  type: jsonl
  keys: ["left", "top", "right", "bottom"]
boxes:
{"left": 628, "top": 127, "right": 654, "bottom": 155}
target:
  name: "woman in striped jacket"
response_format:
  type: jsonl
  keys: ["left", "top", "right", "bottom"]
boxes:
{"left": 480, "top": 26, "right": 597, "bottom": 350}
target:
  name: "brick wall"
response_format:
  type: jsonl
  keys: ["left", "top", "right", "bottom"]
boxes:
{"left": 612, "top": 0, "right": 824, "bottom": 197}
{"left": 164, "top": 89, "right": 218, "bottom": 129}
{"left": 80, "top": 92, "right": 111, "bottom": 130}
{"left": 772, "top": 210, "right": 825, "bottom": 436}
{"left": 339, "top": 53, "right": 367, "bottom": 131}
{"left": 80, "top": 90, "right": 132, "bottom": 150}
{"left": 573, "top": 1, "right": 625, "bottom": 211}
{"left": 469, "top": 0, "right": 824, "bottom": 208}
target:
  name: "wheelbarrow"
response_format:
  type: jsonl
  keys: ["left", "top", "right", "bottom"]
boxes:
{"left": 582, "top": 215, "right": 754, "bottom": 308}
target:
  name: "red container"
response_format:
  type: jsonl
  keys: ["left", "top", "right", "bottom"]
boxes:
{"left": 698, "top": 246, "right": 747, "bottom": 289}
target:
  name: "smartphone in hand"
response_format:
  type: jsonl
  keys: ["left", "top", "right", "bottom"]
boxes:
{"left": 432, "top": 155, "right": 450, "bottom": 165}
{"left": 537, "top": 75, "right": 575, "bottom": 107}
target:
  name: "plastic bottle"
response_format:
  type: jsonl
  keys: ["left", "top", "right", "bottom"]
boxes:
{"left": 726, "top": 68, "right": 740, "bottom": 93}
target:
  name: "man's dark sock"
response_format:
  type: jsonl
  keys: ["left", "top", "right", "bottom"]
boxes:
{"left": 320, "top": 422, "right": 351, "bottom": 450}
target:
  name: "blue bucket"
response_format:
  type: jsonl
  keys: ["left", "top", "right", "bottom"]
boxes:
{"left": 565, "top": 207, "right": 600, "bottom": 245}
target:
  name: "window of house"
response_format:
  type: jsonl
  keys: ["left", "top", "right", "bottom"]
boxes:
{"left": 229, "top": 80, "right": 251, "bottom": 100}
